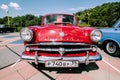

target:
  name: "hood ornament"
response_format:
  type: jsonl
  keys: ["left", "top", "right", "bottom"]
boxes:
{"left": 58, "top": 47, "right": 65, "bottom": 56}
{"left": 59, "top": 32, "right": 64, "bottom": 37}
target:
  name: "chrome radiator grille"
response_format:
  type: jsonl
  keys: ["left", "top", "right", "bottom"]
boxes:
{"left": 25, "top": 42, "right": 97, "bottom": 52}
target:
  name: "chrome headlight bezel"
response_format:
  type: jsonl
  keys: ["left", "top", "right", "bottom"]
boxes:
{"left": 90, "top": 29, "right": 102, "bottom": 42}
{"left": 20, "top": 28, "right": 33, "bottom": 42}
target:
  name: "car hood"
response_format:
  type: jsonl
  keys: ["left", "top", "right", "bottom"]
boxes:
{"left": 33, "top": 25, "right": 93, "bottom": 43}
{"left": 100, "top": 28, "right": 115, "bottom": 33}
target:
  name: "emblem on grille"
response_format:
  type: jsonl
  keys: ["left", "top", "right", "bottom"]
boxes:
{"left": 59, "top": 32, "right": 64, "bottom": 37}
{"left": 58, "top": 47, "right": 65, "bottom": 56}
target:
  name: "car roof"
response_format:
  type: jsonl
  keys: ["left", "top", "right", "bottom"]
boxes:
{"left": 44, "top": 13, "right": 74, "bottom": 16}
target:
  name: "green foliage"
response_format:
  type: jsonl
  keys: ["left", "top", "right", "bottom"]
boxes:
{"left": 15, "top": 26, "right": 23, "bottom": 32}
{"left": 0, "top": 14, "right": 42, "bottom": 32}
{"left": 0, "top": 18, "right": 4, "bottom": 24}
{"left": 75, "top": 2, "right": 120, "bottom": 27}
{"left": 79, "top": 23, "right": 90, "bottom": 27}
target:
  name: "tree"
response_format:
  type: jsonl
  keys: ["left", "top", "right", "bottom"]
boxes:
{"left": 0, "top": 18, "right": 4, "bottom": 24}
{"left": 75, "top": 2, "right": 120, "bottom": 27}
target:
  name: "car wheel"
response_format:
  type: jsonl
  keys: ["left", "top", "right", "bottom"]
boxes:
{"left": 104, "top": 41, "right": 120, "bottom": 56}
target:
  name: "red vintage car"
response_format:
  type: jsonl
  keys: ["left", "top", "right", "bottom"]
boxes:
{"left": 20, "top": 13, "right": 102, "bottom": 68}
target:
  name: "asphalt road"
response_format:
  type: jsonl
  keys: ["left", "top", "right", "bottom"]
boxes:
{"left": 0, "top": 33, "right": 120, "bottom": 80}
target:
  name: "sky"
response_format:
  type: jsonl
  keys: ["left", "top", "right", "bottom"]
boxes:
{"left": 0, "top": 0, "right": 119, "bottom": 18}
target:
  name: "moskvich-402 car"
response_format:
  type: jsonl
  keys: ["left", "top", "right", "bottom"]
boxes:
{"left": 20, "top": 13, "right": 102, "bottom": 68}
{"left": 99, "top": 18, "right": 120, "bottom": 57}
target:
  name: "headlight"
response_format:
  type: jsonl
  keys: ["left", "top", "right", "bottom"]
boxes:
{"left": 20, "top": 28, "right": 33, "bottom": 42}
{"left": 90, "top": 29, "right": 102, "bottom": 42}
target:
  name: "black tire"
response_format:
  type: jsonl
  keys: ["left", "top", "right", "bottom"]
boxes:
{"left": 104, "top": 41, "right": 120, "bottom": 56}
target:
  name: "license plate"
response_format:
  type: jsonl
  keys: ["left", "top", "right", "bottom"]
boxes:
{"left": 45, "top": 60, "right": 79, "bottom": 67}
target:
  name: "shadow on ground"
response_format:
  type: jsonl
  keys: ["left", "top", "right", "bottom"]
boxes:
{"left": 32, "top": 62, "right": 99, "bottom": 73}
{"left": 31, "top": 62, "right": 99, "bottom": 80}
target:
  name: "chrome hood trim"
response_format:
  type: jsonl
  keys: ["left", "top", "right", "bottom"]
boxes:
{"left": 26, "top": 42, "right": 91, "bottom": 46}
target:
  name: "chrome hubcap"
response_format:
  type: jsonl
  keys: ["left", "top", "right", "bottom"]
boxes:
{"left": 106, "top": 42, "right": 116, "bottom": 54}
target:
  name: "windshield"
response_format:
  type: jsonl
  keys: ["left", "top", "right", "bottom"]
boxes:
{"left": 112, "top": 18, "right": 120, "bottom": 28}
{"left": 44, "top": 14, "right": 76, "bottom": 25}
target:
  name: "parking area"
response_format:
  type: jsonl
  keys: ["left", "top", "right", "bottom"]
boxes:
{"left": 0, "top": 33, "right": 120, "bottom": 80}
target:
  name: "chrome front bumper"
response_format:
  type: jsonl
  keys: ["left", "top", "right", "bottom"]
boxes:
{"left": 21, "top": 52, "right": 102, "bottom": 65}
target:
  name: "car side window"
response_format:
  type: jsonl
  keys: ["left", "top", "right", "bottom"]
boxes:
{"left": 118, "top": 24, "right": 120, "bottom": 28}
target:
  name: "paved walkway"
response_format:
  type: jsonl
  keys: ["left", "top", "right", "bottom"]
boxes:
{"left": 0, "top": 61, "right": 50, "bottom": 80}
{"left": 0, "top": 33, "right": 50, "bottom": 80}
{"left": 0, "top": 33, "right": 23, "bottom": 69}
